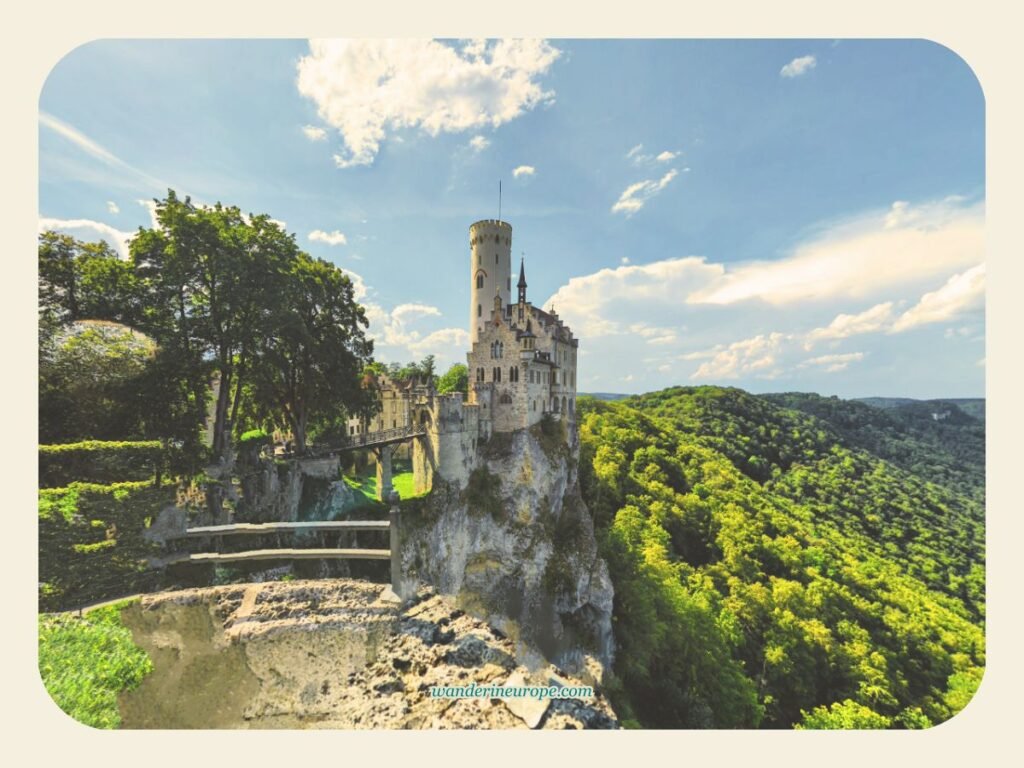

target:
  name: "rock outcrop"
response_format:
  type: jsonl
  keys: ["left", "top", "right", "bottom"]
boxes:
{"left": 398, "top": 423, "right": 614, "bottom": 679}
{"left": 118, "top": 580, "right": 617, "bottom": 729}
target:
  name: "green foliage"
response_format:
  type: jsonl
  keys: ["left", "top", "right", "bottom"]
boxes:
{"left": 38, "top": 601, "right": 152, "bottom": 729}
{"left": 38, "top": 482, "right": 174, "bottom": 611}
{"left": 576, "top": 386, "right": 984, "bottom": 730}
{"left": 436, "top": 363, "right": 469, "bottom": 395}
{"left": 38, "top": 440, "right": 167, "bottom": 488}
{"left": 238, "top": 429, "right": 270, "bottom": 445}
{"left": 796, "top": 699, "right": 892, "bottom": 730}
{"left": 765, "top": 393, "right": 985, "bottom": 502}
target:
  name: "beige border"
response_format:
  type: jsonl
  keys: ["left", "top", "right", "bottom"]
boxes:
{"left": 7, "top": 2, "right": 1021, "bottom": 765}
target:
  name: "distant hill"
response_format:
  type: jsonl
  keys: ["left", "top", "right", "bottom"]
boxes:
{"left": 576, "top": 385, "right": 984, "bottom": 730}
{"left": 766, "top": 393, "right": 984, "bottom": 502}
{"left": 578, "top": 392, "right": 631, "bottom": 401}
{"left": 857, "top": 396, "right": 985, "bottom": 422}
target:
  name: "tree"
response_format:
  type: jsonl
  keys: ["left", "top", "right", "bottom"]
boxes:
{"left": 130, "top": 191, "right": 281, "bottom": 459}
{"left": 436, "top": 363, "right": 469, "bottom": 395}
{"left": 247, "top": 252, "right": 374, "bottom": 453}
{"left": 420, "top": 354, "right": 437, "bottom": 387}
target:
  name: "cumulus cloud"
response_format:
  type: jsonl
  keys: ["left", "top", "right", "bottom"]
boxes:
{"left": 655, "top": 150, "right": 678, "bottom": 163}
{"left": 309, "top": 229, "right": 348, "bottom": 246}
{"left": 805, "top": 302, "right": 895, "bottom": 347}
{"left": 469, "top": 135, "right": 490, "bottom": 152}
{"left": 611, "top": 168, "right": 679, "bottom": 216}
{"left": 302, "top": 125, "right": 328, "bottom": 141}
{"left": 690, "top": 198, "right": 984, "bottom": 306}
{"left": 362, "top": 298, "right": 467, "bottom": 367}
{"left": 890, "top": 264, "right": 985, "bottom": 333}
{"left": 512, "top": 165, "right": 535, "bottom": 178}
{"left": 38, "top": 217, "right": 134, "bottom": 259}
{"left": 296, "top": 39, "right": 561, "bottom": 168}
{"left": 543, "top": 195, "right": 984, "bottom": 389}
{"left": 106, "top": 201, "right": 120, "bottom": 214}
{"left": 546, "top": 257, "right": 722, "bottom": 337}
{"left": 692, "top": 333, "right": 791, "bottom": 381}
{"left": 780, "top": 55, "right": 817, "bottom": 78}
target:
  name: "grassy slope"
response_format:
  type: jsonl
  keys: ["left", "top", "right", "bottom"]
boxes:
{"left": 38, "top": 601, "right": 152, "bottom": 728}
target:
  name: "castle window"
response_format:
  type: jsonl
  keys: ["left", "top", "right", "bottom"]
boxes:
{"left": 477, "top": 274, "right": 484, "bottom": 289}
{"left": 477, "top": 304, "right": 482, "bottom": 317}
{"left": 500, "top": 392, "right": 513, "bottom": 405}
{"left": 495, "top": 254, "right": 499, "bottom": 264}
{"left": 507, "top": 277, "right": 511, "bottom": 291}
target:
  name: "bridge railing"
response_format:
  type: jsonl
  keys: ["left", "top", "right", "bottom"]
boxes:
{"left": 277, "top": 425, "right": 425, "bottom": 459}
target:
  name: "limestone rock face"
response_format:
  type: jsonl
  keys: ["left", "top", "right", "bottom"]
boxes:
{"left": 118, "top": 580, "right": 617, "bottom": 729}
{"left": 400, "top": 425, "right": 614, "bottom": 678}
{"left": 236, "top": 455, "right": 358, "bottom": 523}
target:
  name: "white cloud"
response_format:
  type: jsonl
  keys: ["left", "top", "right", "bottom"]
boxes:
{"left": 690, "top": 198, "right": 984, "bottom": 306}
{"left": 626, "top": 144, "right": 679, "bottom": 166}
{"left": 296, "top": 39, "right": 561, "bottom": 168}
{"left": 691, "top": 333, "right": 791, "bottom": 381}
{"left": 611, "top": 168, "right": 679, "bottom": 216}
{"left": 38, "top": 217, "right": 134, "bottom": 259}
{"left": 302, "top": 125, "right": 328, "bottom": 141}
{"left": 798, "top": 352, "right": 866, "bottom": 373}
{"left": 805, "top": 302, "right": 895, "bottom": 347}
{"left": 513, "top": 165, "right": 535, "bottom": 178}
{"left": 890, "top": 264, "right": 985, "bottom": 333}
{"left": 106, "top": 201, "right": 120, "bottom": 214}
{"left": 469, "top": 135, "right": 490, "bottom": 152}
{"left": 620, "top": 257, "right": 630, "bottom": 265}
{"left": 309, "top": 229, "right": 348, "bottom": 246}
{"left": 780, "top": 55, "right": 817, "bottom": 78}
{"left": 546, "top": 257, "right": 722, "bottom": 337}
{"left": 137, "top": 199, "right": 160, "bottom": 228}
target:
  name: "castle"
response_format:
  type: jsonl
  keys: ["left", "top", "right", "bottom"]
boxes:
{"left": 349, "top": 218, "right": 579, "bottom": 497}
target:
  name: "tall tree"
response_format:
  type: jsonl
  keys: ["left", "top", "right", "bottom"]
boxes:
{"left": 248, "top": 252, "right": 374, "bottom": 453}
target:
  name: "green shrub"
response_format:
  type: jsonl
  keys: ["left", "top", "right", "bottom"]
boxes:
{"left": 38, "top": 482, "right": 174, "bottom": 611}
{"left": 39, "top": 440, "right": 168, "bottom": 488}
{"left": 38, "top": 601, "right": 152, "bottom": 729}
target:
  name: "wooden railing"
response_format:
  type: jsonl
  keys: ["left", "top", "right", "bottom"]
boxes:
{"left": 169, "top": 508, "right": 405, "bottom": 597}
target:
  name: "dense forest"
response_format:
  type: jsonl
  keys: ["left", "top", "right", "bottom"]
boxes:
{"left": 577, "top": 386, "right": 984, "bottom": 729}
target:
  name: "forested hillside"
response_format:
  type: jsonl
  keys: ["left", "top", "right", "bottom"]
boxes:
{"left": 577, "top": 386, "right": 984, "bottom": 730}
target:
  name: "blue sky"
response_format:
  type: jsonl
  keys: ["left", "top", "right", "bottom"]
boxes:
{"left": 39, "top": 39, "right": 985, "bottom": 398}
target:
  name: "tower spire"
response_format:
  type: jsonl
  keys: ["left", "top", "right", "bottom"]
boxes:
{"left": 517, "top": 254, "right": 528, "bottom": 304}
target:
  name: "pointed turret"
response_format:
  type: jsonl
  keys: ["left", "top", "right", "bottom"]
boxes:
{"left": 517, "top": 257, "right": 528, "bottom": 305}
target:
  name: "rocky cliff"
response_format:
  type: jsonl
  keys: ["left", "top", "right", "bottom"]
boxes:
{"left": 398, "top": 421, "right": 615, "bottom": 679}
{"left": 118, "top": 580, "right": 617, "bottom": 729}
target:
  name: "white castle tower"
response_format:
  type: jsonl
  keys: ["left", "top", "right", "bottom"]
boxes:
{"left": 469, "top": 219, "right": 513, "bottom": 345}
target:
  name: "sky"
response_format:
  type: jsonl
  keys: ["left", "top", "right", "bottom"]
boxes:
{"left": 38, "top": 39, "right": 985, "bottom": 399}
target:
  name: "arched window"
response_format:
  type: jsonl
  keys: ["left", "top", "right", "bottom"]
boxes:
{"left": 562, "top": 396, "right": 567, "bottom": 414}
{"left": 509, "top": 366, "right": 515, "bottom": 382}
{"left": 569, "top": 398, "right": 574, "bottom": 414}
{"left": 477, "top": 274, "right": 484, "bottom": 289}
{"left": 552, "top": 397, "right": 559, "bottom": 412}
{"left": 500, "top": 392, "right": 513, "bottom": 405}
{"left": 498, "top": 341, "right": 504, "bottom": 357}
